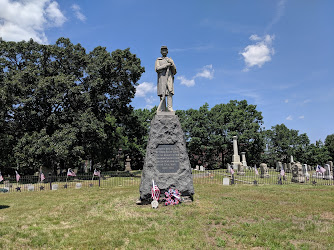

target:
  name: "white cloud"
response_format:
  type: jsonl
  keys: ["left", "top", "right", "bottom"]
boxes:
{"left": 240, "top": 34, "right": 275, "bottom": 71}
{"left": 177, "top": 64, "right": 214, "bottom": 87}
{"left": 71, "top": 4, "right": 86, "bottom": 22}
{"left": 303, "top": 99, "right": 311, "bottom": 104}
{"left": 0, "top": 0, "right": 66, "bottom": 44}
{"left": 135, "top": 82, "right": 157, "bottom": 98}
{"left": 249, "top": 34, "right": 261, "bottom": 41}
{"left": 46, "top": 1, "right": 66, "bottom": 27}
{"left": 298, "top": 115, "right": 305, "bottom": 119}
{"left": 284, "top": 99, "right": 289, "bottom": 103}
{"left": 195, "top": 64, "right": 214, "bottom": 79}
{"left": 286, "top": 115, "right": 293, "bottom": 121}
{"left": 177, "top": 76, "right": 195, "bottom": 87}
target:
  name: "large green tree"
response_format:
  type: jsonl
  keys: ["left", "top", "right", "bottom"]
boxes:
{"left": 0, "top": 38, "right": 145, "bottom": 174}
{"left": 325, "top": 134, "right": 334, "bottom": 160}
{"left": 264, "top": 124, "right": 310, "bottom": 165}
{"left": 176, "top": 100, "right": 264, "bottom": 169}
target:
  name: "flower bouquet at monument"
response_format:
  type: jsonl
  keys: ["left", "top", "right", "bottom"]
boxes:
{"left": 164, "top": 188, "right": 182, "bottom": 206}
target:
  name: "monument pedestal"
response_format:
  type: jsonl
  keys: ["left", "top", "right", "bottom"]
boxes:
{"left": 138, "top": 113, "right": 194, "bottom": 204}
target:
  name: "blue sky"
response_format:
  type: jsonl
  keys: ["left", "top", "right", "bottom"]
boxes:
{"left": 0, "top": 0, "right": 333, "bottom": 143}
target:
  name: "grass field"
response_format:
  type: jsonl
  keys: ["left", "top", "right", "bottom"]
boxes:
{"left": 1, "top": 184, "right": 334, "bottom": 249}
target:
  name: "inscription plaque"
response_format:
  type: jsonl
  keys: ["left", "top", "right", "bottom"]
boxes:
{"left": 156, "top": 144, "right": 180, "bottom": 173}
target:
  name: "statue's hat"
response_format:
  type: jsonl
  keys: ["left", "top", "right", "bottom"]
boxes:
{"left": 161, "top": 45, "right": 168, "bottom": 50}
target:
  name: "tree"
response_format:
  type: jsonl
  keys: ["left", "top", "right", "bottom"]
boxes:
{"left": 303, "top": 140, "right": 331, "bottom": 166}
{"left": 325, "top": 134, "right": 334, "bottom": 160}
{"left": 0, "top": 38, "right": 145, "bottom": 174}
{"left": 264, "top": 124, "right": 310, "bottom": 165}
{"left": 175, "top": 100, "right": 264, "bottom": 169}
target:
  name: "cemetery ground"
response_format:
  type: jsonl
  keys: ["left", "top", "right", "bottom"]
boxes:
{"left": 0, "top": 184, "right": 333, "bottom": 249}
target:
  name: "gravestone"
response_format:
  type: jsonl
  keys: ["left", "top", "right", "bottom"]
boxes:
{"left": 195, "top": 165, "right": 199, "bottom": 170}
{"left": 227, "top": 163, "right": 231, "bottom": 173}
{"left": 286, "top": 163, "right": 292, "bottom": 173}
{"left": 223, "top": 178, "right": 230, "bottom": 185}
{"left": 125, "top": 156, "right": 132, "bottom": 171}
{"left": 52, "top": 184, "right": 58, "bottom": 190}
{"left": 291, "top": 162, "right": 305, "bottom": 183}
{"left": 283, "top": 163, "right": 287, "bottom": 172}
{"left": 237, "top": 163, "right": 245, "bottom": 176}
{"left": 260, "top": 163, "right": 269, "bottom": 178}
{"left": 324, "top": 164, "right": 333, "bottom": 180}
{"left": 303, "top": 164, "right": 310, "bottom": 179}
{"left": 75, "top": 183, "right": 82, "bottom": 189}
{"left": 138, "top": 114, "right": 194, "bottom": 204}
{"left": 241, "top": 152, "right": 247, "bottom": 167}
{"left": 27, "top": 184, "right": 34, "bottom": 191}
{"left": 200, "top": 165, "right": 204, "bottom": 171}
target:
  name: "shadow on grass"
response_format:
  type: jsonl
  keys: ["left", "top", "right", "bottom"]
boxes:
{"left": 0, "top": 205, "right": 10, "bottom": 209}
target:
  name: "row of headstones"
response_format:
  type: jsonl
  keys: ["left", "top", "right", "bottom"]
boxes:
{"left": 194, "top": 165, "right": 206, "bottom": 171}
{"left": 227, "top": 161, "right": 333, "bottom": 183}
{"left": 276, "top": 161, "right": 333, "bottom": 181}
{"left": 227, "top": 162, "right": 270, "bottom": 178}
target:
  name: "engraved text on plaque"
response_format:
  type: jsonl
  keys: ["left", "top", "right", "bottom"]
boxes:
{"left": 156, "top": 144, "right": 180, "bottom": 173}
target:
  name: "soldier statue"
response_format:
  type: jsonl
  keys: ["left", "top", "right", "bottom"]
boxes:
{"left": 155, "top": 46, "right": 177, "bottom": 112}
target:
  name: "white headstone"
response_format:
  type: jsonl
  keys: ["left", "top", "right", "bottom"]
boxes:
{"left": 75, "top": 183, "right": 82, "bottom": 189}
{"left": 200, "top": 165, "right": 204, "bottom": 171}
{"left": 27, "top": 184, "right": 34, "bottom": 191}
{"left": 223, "top": 178, "right": 230, "bottom": 185}
{"left": 52, "top": 184, "right": 58, "bottom": 190}
{"left": 195, "top": 165, "right": 199, "bottom": 170}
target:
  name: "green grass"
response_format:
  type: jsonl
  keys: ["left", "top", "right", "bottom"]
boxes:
{"left": 1, "top": 184, "right": 334, "bottom": 249}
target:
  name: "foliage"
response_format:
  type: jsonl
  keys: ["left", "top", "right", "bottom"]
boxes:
{"left": 264, "top": 124, "right": 309, "bottom": 165}
{"left": 0, "top": 38, "right": 145, "bottom": 174}
{"left": 325, "top": 134, "right": 334, "bottom": 160}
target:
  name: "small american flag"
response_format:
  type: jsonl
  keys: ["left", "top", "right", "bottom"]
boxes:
{"left": 151, "top": 180, "right": 160, "bottom": 201}
{"left": 0, "top": 172, "right": 3, "bottom": 182}
{"left": 67, "top": 168, "right": 76, "bottom": 177}
{"left": 280, "top": 167, "right": 285, "bottom": 176}
{"left": 15, "top": 171, "right": 20, "bottom": 182}
{"left": 316, "top": 165, "right": 326, "bottom": 174}
{"left": 254, "top": 165, "right": 259, "bottom": 175}
{"left": 93, "top": 169, "right": 100, "bottom": 177}
{"left": 41, "top": 172, "right": 45, "bottom": 181}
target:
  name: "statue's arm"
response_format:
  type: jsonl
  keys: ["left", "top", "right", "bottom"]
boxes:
{"left": 155, "top": 59, "right": 171, "bottom": 72}
{"left": 169, "top": 58, "right": 177, "bottom": 75}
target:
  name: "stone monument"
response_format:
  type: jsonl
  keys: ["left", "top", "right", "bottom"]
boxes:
{"left": 286, "top": 163, "right": 292, "bottom": 173}
{"left": 324, "top": 164, "right": 333, "bottom": 180}
{"left": 260, "top": 163, "right": 269, "bottom": 178}
{"left": 125, "top": 156, "right": 132, "bottom": 172}
{"left": 232, "top": 136, "right": 241, "bottom": 171}
{"left": 276, "top": 161, "right": 283, "bottom": 172}
{"left": 236, "top": 162, "right": 245, "bottom": 176}
{"left": 138, "top": 46, "right": 194, "bottom": 204}
{"left": 291, "top": 162, "right": 305, "bottom": 183}
{"left": 290, "top": 155, "right": 294, "bottom": 163}
{"left": 241, "top": 152, "right": 247, "bottom": 167}
{"left": 302, "top": 164, "right": 310, "bottom": 179}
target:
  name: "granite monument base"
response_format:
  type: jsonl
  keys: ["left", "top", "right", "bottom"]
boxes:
{"left": 138, "top": 113, "right": 194, "bottom": 204}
